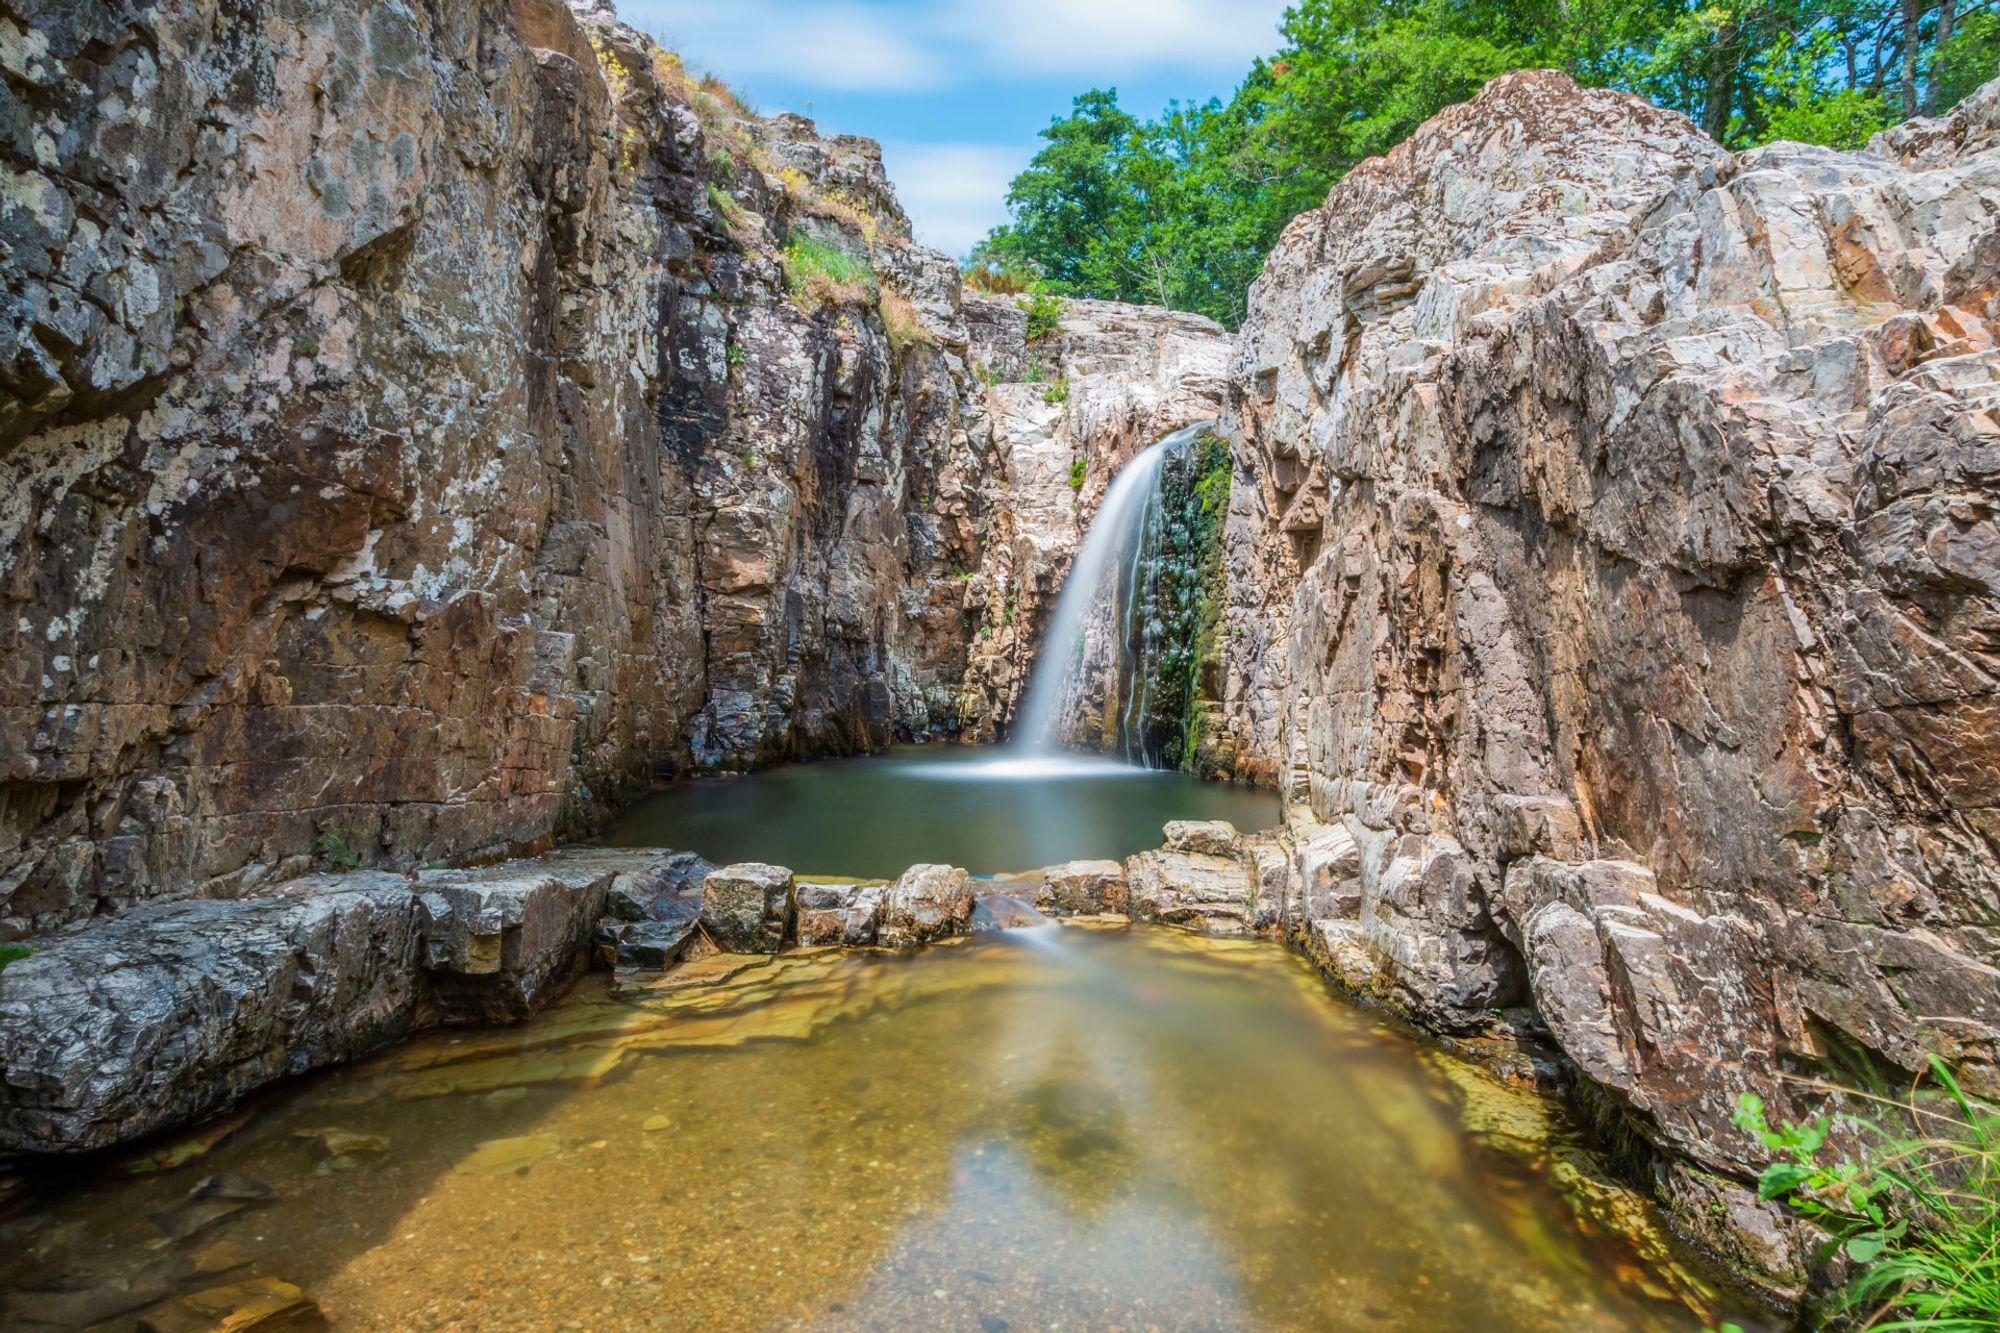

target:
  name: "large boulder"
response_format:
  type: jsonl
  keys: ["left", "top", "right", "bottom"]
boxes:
{"left": 794, "top": 882, "right": 884, "bottom": 946}
{"left": 700, "top": 863, "right": 797, "bottom": 953}
{"left": 1124, "top": 849, "right": 1254, "bottom": 935}
{"left": 1035, "top": 859, "right": 1129, "bottom": 916}
{"left": 878, "top": 865, "right": 974, "bottom": 948}
{"left": 0, "top": 848, "right": 678, "bottom": 1153}
{"left": 594, "top": 852, "right": 712, "bottom": 971}
{"left": 0, "top": 877, "right": 423, "bottom": 1154}
{"left": 417, "top": 855, "right": 620, "bottom": 1021}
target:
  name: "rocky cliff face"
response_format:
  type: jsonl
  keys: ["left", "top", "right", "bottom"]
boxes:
{"left": 0, "top": 0, "right": 1222, "bottom": 937}
{"left": 955, "top": 298, "right": 1229, "bottom": 740}
{"left": 1220, "top": 69, "right": 2000, "bottom": 1289}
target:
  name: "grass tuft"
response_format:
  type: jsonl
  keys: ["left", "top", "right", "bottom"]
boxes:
{"left": 1740, "top": 1059, "right": 2000, "bottom": 1328}
{"left": 879, "top": 289, "right": 933, "bottom": 353}
{"left": 783, "top": 238, "right": 875, "bottom": 311}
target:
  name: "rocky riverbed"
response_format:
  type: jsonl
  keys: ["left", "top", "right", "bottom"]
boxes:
{"left": 2, "top": 0, "right": 1997, "bottom": 1313}
{"left": 0, "top": 925, "right": 1777, "bottom": 1332}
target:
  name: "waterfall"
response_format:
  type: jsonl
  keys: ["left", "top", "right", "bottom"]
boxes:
{"left": 1012, "top": 424, "right": 1211, "bottom": 762}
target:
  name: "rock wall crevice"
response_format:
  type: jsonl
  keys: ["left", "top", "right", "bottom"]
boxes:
{"left": 1217, "top": 68, "right": 2000, "bottom": 1295}
{"left": 0, "top": 0, "right": 1229, "bottom": 936}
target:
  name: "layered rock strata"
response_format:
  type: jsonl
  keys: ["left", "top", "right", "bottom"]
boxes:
{"left": 0, "top": 846, "right": 680, "bottom": 1152}
{"left": 1216, "top": 69, "right": 2000, "bottom": 1292}
{"left": 0, "top": 0, "right": 1225, "bottom": 938}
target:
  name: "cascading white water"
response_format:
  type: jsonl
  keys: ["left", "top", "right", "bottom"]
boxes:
{"left": 1011, "top": 424, "right": 1210, "bottom": 760}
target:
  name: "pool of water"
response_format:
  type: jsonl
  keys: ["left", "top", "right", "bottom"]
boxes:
{"left": 0, "top": 928, "right": 1773, "bottom": 1331}
{"left": 605, "top": 745, "right": 1281, "bottom": 876}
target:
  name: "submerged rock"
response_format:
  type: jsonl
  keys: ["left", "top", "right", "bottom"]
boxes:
{"left": 878, "top": 865, "right": 974, "bottom": 948}
{"left": 137, "top": 1278, "right": 323, "bottom": 1333}
{"left": 700, "top": 864, "right": 797, "bottom": 953}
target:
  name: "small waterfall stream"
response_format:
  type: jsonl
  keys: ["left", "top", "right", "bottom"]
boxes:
{"left": 1012, "top": 423, "right": 1211, "bottom": 764}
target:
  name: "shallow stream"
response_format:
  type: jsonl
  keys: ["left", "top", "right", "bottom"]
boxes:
{"left": 0, "top": 926, "right": 1773, "bottom": 1331}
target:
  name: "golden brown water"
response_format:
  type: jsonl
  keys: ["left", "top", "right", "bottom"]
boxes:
{"left": 0, "top": 928, "right": 1773, "bottom": 1331}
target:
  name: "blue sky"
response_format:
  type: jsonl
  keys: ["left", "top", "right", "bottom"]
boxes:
{"left": 615, "top": 0, "right": 1294, "bottom": 257}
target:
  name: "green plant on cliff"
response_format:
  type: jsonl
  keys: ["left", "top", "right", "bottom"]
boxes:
{"left": 0, "top": 944, "right": 30, "bottom": 973}
{"left": 1141, "top": 429, "right": 1233, "bottom": 771}
{"left": 782, "top": 237, "right": 876, "bottom": 311}
{"left": 1067, "top": 456, "right": 1086, "bottom": 490}
{"left": 1736, "top": 1062, "right": 2000, "bottom": 1328}
{"left": 1020, "top": 289, "right": 1066, "bottom": 343}
{"left": 879, "top": 288, "right": 934, "bottom": 353}
{"left": 314, "top": 833, "right": 362, "bottom": 872}
{"left": 1044, "top": 378, "right": 1070, "bottom": 406}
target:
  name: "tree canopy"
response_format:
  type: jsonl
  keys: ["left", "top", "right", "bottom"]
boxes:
{"left": 972, "top": 0, "right": 2000, "bottom": 328}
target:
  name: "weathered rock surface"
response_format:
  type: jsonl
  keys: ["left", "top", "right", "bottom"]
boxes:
{"left": 699, "top": 862, "right": 795, "bottom": 953}
{"left": 1162, "top": 819, "right": 1240, "bottom": 858}
{"left": 957, "top": 300, "right": 1231, "bottom": 740}
{"left": 0, "top": 0, "right": 1220, "bottom": 939}
{"left": 1217, "top": 68, "right": 2000, "bottom": 1290}
{"left": 878, "top": 863, "right": 973, "bottom": 948}
{"left": 794, "top": 881, "right": 885, "bottom": 946}
{"left": 0, "top": 845, "right": 680, "bottom": 1152}
{"left": 593, "top": 851, "right": 709, "bottom": 970}
{"left": 1124, "top": 847, "right": 1254, "bottom": 935}
{"left": 1035, "top": 859, "right": 1129, "bottom": 916}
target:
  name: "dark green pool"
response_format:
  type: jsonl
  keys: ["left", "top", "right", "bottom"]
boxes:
{"left": 604, "top": 745, "right": 1280, "bottom": 876}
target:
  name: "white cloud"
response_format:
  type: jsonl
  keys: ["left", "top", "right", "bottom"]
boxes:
{"left": 941, "top": 0, "right": 1289, "bottom": 77}
{"left": 620, "top": 0, "right": 1290, "bottom": 92}
{"left": 622, "top": 0, "right": 952, "bottom": 92}
{"left": 880, "top": 141, "right": 1034, "bottom": 256}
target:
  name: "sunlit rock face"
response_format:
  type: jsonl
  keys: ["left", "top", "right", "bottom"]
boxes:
{"left": 956, "top": 299, "right": 1230, "bottom": 742}
{"left": 0, "top": 0, "right": 1221, "bottom": 934}
{"left": 1220, "top": 67, "right": 2000, "bottom": 1288}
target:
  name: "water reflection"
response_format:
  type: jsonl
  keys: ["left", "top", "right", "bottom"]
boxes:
{"left": 0, "top": 932, "right": 1775, "bottom": 1332}
{"left": 605, "top": 745, "right": 1280, "bottom": 876}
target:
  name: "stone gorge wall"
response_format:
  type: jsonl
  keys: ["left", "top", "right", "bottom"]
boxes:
{"left": 1218, "top": 70, "right": 2000, "bottom": 1288}
{"left": 957, "top": 298, "right": 1230, "bottom": 740}
{"left": 0, "top": 0, "right": 1224, "bottom": 938}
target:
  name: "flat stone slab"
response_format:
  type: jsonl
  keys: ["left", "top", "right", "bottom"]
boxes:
{"left": 0, "top": 848, "right": 687, "bottom": 1154}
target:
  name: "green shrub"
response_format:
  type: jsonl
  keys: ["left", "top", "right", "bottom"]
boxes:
{"left": 0, "top": 944, "right": 31, "bottom": 973}
{"left": 1737, "top": 1061, "right": 2000, "bottom": 1327}
{"left": 314, "top": 832, "right": 361, "bottom": 871}
{"left": 1020, "top": 289, "right": 1066, "bottom": 343}
{"left": 782, "top": 237, "right": 875, "bottom": 311}
{"left": 1043, "top": 378, "right": 1070, "bottom": 406}
{"left": 1067, "top": 456, "right": 1086, "bottom": 490}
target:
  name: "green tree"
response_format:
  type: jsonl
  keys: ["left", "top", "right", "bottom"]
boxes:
{"left": 977, "top": 0, "right": 1996, "bottom": 329}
